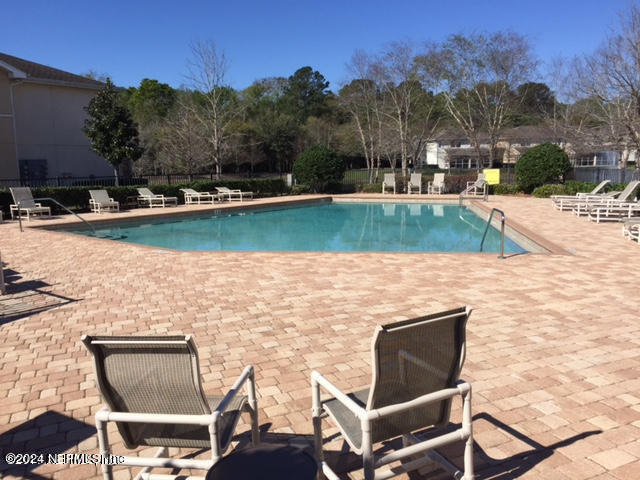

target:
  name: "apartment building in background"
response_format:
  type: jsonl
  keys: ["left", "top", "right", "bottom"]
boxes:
{"left": 0, "top": 52, "right": 111, "bottom": 182}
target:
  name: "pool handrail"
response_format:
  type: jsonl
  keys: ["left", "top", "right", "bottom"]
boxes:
{"left": 479, "top": 208, "right": 505, "bottom": 259}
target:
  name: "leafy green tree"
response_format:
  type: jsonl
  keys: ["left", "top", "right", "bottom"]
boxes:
{"left": 293, "top": 145, "right": 345, "bottom": 192}
{"left": 515, "top": 143, "right": 571, "bottom": 193}
{"left": 127, "top": 78, "right": 176, "bottom": 124}
{"left": 282, "top": 67, "right": 330, "bottom": 121}
{"left": 83, "top": 78, "right": 143, "bottom": 182}
{"left": 125, "top": 79, "right": 176, "bottom": 174}
{"left": 510, "top": 82, "right": 555, "bottom": 125}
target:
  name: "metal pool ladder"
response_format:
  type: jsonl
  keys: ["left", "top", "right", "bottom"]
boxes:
{"left": 479, "top": 208, "right": 506, "bottom": 259}
{"left": 17, "top": 197, "right": 97, "bottom": 236}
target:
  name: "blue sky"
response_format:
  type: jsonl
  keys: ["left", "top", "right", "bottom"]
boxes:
{"left": 1, "top": 0, "right": 634, "bottom": 91}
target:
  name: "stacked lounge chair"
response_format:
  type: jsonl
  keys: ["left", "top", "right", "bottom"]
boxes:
{"left": 572, "top": 181, "right": 639, "bottom": 218}
{"left": 551, "top": 180, "right": 614, "bottom": 211}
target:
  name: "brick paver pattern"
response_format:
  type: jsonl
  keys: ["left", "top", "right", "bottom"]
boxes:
{"left": 0, "top": 194, "right": 639, "bottom": 479}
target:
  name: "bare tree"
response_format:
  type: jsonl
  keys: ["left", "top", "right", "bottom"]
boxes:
{"left": 373, "top": 41, "right": 442, "bottom": 178}
{"left": 567, "top": 5, "right": 640, "bottom": 169}
{"left": 341, "top": 50, "right": 385, "bottom": 181}
{"left": 185, "top": 40, "right": 241, "bottom": 177}
{"left": 158, "top": 93, "right": 208, "bottom": 174}
{"left": 419, "top": 32, "right": 536, "bottom": 168}
{"left": 342, "top": 43, "right": 442, "bottom": 181}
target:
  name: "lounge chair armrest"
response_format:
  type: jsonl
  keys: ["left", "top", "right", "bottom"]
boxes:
{"left": 311, "top": 370, "right": 367, "bottom": 419}
{"left": 98, "top": 408, "right": 214, "bottom": 426}
{"left": 213, "top": 365, "right": 255, "bottom": 417}
{"left": 368, "top": 382, "right": 469, "bottom": 421}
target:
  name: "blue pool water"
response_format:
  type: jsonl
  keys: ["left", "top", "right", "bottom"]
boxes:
{"left": 63, "top": 202, "right": 527, "bottom": 253}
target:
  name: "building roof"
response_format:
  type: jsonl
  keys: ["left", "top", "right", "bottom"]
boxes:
{"left": 0, "top": 52, "right": 104, "bottom": 89}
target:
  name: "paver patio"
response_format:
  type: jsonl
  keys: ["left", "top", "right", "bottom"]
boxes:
{"left": 0, "top": 194, "right": 639, "bottom": 479}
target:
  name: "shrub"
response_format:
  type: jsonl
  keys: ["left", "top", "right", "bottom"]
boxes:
{"left": 532, "top": 184, "right": 566, "bottom": 198}
{"left": 490, "top": 184, "right": 522, "bottom": 195}
{"left": 562, "top": 180, "right": 597, "bottom": 196}
{"left": 358, "top": 183, "right": 384, "bottom": 193}
{"left": 290, "top": 184, "right": 312, "bottom": 195}
{"left": 515, "top": 143, "right": 571, "bottom": 193}
{"left": 444, "top": 174, "right": 479, "bottom": 194}
{"left": 293, "top": 145, "right": 345, "bottom": 193}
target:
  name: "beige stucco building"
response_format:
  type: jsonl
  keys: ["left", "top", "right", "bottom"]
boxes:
{"left": 0, "top": 53, "right": 112, "bottom": 182}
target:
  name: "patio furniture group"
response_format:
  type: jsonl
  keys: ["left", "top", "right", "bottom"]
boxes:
{"left": 83, "top": 306, "right": 474, "bottom": 480}
{"left": 550, "top": 180, "right": 640, "bottom": 244}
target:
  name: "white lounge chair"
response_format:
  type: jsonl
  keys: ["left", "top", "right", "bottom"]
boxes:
{"left": 137, "top": 187, "right": 178, "bottom": 208}
{"left": 89, "top": 190, "right": 119, "bottom": 213}
{"left": 215, "top": 186, "right": 253, "bottom": 202}
{"left": 312, "top": 306, "right": 474, "bottom": 480}
{"left": 552, "top": 180, "right": 615, "bottom": 211}
{"left": 407, "top": 173, "right": 423, "bottom": 194}
{"left": 382, "top": 174, "right": 396, "bottom": 194}
{"left": 572, "top": 181, "right": 639, "bottom": 217}
{"left": 428, "top": 173, "right": 446, "bottom": 194}
{"left": 587, "top": 200, "right": 640, "bottom": 223}
{"left": 83, "top": 335, "right": 260, "bottom": 480}
{"left": 9, "top": 187, "right": 51, "bottom": 220}
{"left": 465, "top": 173, "right": 487, "bottom": 196}
{"left": 180, "top": 188, "right": 218, "bottom": 205}
{"left": 622, "top": 219, "right": 640, "bottom": 241}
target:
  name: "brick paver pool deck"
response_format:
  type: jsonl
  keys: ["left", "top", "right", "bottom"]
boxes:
{"left": 0, "top": 194, "right": 638, "bottom": 479}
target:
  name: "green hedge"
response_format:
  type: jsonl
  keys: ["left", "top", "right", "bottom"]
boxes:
{"left": 490, "top": 184, "right": 523, "bottom": 195}
{"left": 0, "top": 178, "right": 287, "bottom": 215}
{"left": 531, "top": 184, "right": 567, "bottom": 198}
{"left": 531, "top": 180, "right": 624, "bottom": 198}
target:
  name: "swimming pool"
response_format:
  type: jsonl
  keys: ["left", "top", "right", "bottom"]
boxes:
{"left": 60, "top": 201, "right": 528, "bottom": 253}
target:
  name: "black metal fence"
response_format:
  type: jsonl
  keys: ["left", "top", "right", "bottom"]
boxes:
{"left": 0, "top": 172, "right": 285, "bottom": 188}
{"left": 2, "top": 166, "right": 638, "bottom": 190}
{"left": 341, "top": 167, "right": 518, "bottom": 185}
{"left": 573, "top": 167, "right": 640, "bottom": 184}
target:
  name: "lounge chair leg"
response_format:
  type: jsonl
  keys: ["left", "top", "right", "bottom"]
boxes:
{"left": 361, "top": 419, "right": 375, "bottom": 480}
{"left": 462, "top": 386, "right": 475, "bottom": 480}
{"left": 247, "top": 367, "right": 260, "bottom": 446}
{"left": 210, "top": 418, "right": 222, "bottom": 464}
{"left": 312, "top": 378, "right": 326, "bottom": 480}
{"left": 95, "top": 410, "right": 113, "bottom": 480}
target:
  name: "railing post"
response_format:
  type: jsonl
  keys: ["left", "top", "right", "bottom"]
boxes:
{"left": 499, "top": 216, "right": 505, "bottom": 260}
{"left": 17, "top": 202, "right": 23, "bottom": 232}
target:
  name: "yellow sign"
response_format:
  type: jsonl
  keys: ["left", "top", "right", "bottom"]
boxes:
{"left": 483, "top": 169, "right": 500, "bottom": 185}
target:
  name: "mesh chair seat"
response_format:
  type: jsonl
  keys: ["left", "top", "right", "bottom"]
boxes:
{"left": 140, "top": 395, "right": 247, "bottom": 449}
{"left": 323, "top": 389, "right": 369, "bottom": 451}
